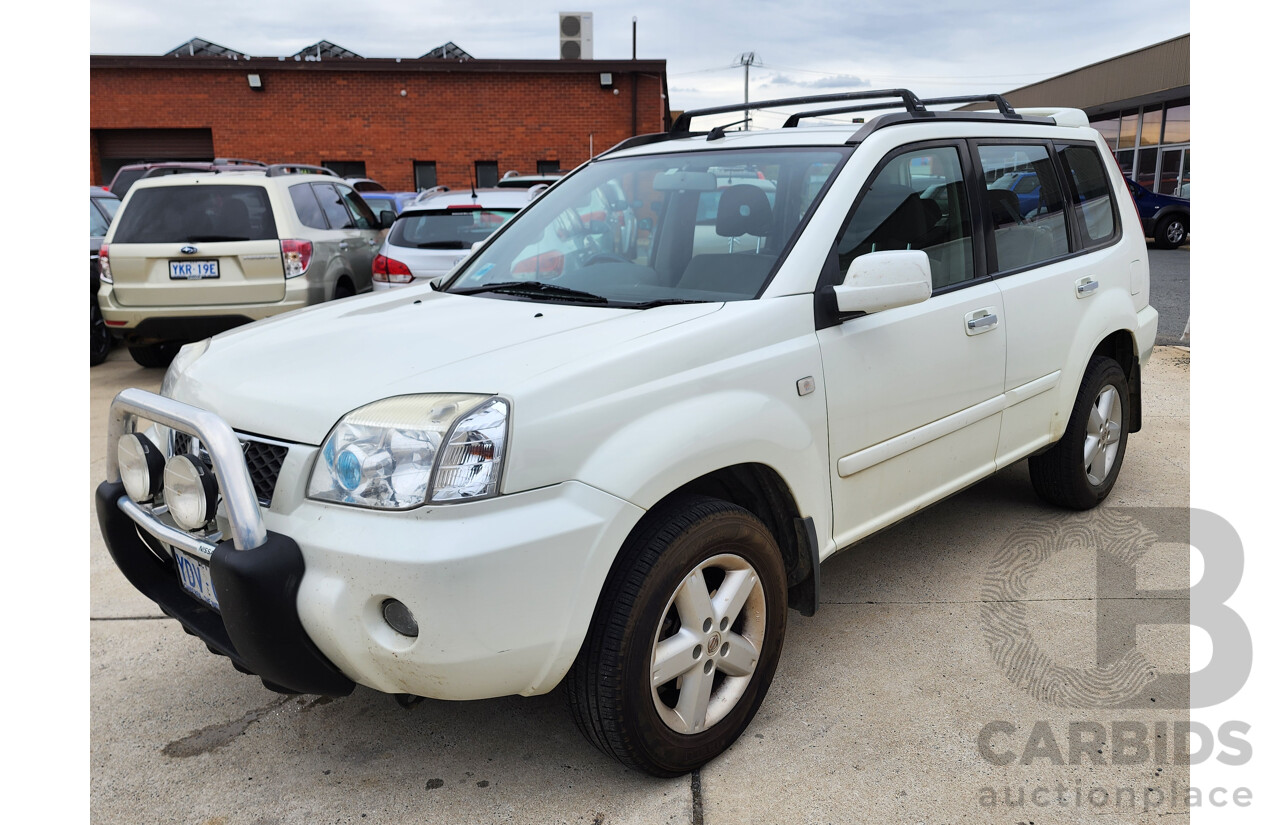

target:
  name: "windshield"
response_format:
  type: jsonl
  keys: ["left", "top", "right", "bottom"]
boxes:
{"left": 389, "top": 208, "right": 519, "bottom": 249}
{"left": 445, "top": 147, "right": 847, "bottom": 306}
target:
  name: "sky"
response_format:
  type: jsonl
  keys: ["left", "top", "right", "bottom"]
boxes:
{"left": 88, "top": 0, "right": 1192, "bottom": 128}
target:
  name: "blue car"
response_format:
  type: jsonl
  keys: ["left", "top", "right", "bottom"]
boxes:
{"left": 990, "top": 171, "right": 1043, "bottom": 217}
{"left": 359, "top": 191, "right": 420, "bottom": 218}
{"left": 1125, "top": 178, "right": 1189, "bottom": 249}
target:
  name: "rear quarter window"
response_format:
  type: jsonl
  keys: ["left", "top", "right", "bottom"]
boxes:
{"left": 112, "top": 185, "right": 277, "bottom": 243}
{"left": 1057, "top": 144, "right": 1118, "bottom": 248}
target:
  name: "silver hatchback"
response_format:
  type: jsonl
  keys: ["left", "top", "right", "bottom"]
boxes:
{"left": 371, "top": 187, "right": 542, "bottom": 290}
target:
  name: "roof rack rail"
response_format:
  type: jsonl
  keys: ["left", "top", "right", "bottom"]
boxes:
{"left": 671, "top": 89, "right": 926, "bottom": 135}
{"left": 601, "top": 89, "right": 1051, "bottom": 159}
{"left": 413, "top": 185, "right": 451, "bottom": 203}
{"left": 213, "top": 157, "right": 267, "bottom": 166}
{"left": 265, "top": 163, "right": 339, "bottom": 178}
{"left": 781, "top": 93, "right": 1017, "bottom": 127}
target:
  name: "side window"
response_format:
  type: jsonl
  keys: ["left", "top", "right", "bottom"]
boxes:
{"left": 978, "top": 144, "right": 1069, "bottom": 272}
{"left": 290, "top": 183, "right": 329, "bottom": 230}
{"left": 313, "top": 183, "right": 354, "bottom": 229}
{"left": 90, "top": 201, "right": 110, "bottom": 237}
{"left": 337, "top": 185, "right": 376, "bottom": 230}
{"left": 836, "top": 146, "right": 974, "bottom": 289}
{"left": 1057, "top": 144, "right": 1117, "bottom": 248}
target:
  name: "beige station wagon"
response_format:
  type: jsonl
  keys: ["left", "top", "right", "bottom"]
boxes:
{"left": 97, "top": 164, "right": 393, "bottom": 367}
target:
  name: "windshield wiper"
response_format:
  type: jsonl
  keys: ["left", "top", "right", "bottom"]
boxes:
{"left": 623, "top": 298, "right": 708, "bottom": 309}
{"left": 452, "top": 281, "right": 610, "bottom": 304}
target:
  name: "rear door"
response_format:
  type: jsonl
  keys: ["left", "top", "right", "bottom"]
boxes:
{"left": 107, "top": 183, "right": 286, "bottom": 307}
{"left": 974, "top": 141, "right": 1120, "bottom": 466}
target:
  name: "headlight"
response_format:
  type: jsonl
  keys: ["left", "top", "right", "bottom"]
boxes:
{"left": 307, "top": 394, "right": 509, "bottom": 510}
{"left": 161, "top": 338, "right": 211, "bottom": 398}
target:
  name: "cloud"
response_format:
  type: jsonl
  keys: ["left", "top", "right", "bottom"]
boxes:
{"left": 762, "top": 73, "right": 872, "bottom": 90}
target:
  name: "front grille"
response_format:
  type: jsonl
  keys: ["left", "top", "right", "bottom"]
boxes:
{"left": 173, "top": 431, "right": 288, "bottom": 507}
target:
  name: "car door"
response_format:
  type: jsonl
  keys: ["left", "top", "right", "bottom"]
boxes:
{"left": 816, "top": 142, "right": 1006, "bottom": 548}
{"left": 310, "top": 181, "right": 367, "bottom": 292}
{"left": 973, "top": 141, "right": 1120, "bottom": 466}
{"left": 334, "top": 183, "right": 381, "bottom": 289}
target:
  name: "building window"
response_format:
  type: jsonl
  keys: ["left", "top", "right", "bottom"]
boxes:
{"left": 323, "top": 160, "right": 367, "bottom": 179}
{"left": 1135, "top": 147, "right": 1159, "bottom": 191}
{"left": 537, "top": 160, "right": 562, "bottom": 175}
{"left": 1090, "top": 116, "right": 1121, "bottom": 150}
{"left": 1163, "top": 103, "right": 1190, "bottom": 145}
{"left": 475, "top": 161, "right": 499, "bottom": 188}
{"left": 1138, "top": 108, "right": 1162, "bottom": 147}
{"left": 414, "top": 161, "right": 438, "bottom": 190}
{"left": 1118, "top": 111, "right": 1139, "bottom": 152}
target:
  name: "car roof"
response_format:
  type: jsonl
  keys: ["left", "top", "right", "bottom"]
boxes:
{"left": 91, "top": 186, "right": 119, "bottom": 199}
{"left": 400, "top": 188, "right": 538, "bottom": 212}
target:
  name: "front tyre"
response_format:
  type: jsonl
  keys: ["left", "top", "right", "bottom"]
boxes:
{"left": 1029, "top": 356, "right": 1130, "bottom": 509}
{"left": 568, "top": 497, "right": 788, "bottom": 776}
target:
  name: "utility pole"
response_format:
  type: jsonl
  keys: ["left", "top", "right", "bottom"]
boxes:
{"left": 735, "top": 52, "right": 758, "bottom": 130}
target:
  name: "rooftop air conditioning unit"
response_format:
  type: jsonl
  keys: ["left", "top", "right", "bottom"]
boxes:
{"left": 559, "top": 12, "right": 593, "bottom": 60}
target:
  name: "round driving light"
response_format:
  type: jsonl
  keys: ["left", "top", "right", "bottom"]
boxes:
{"left": 381, "top": 599, "right": 419, "bottom": 637}
{"left": 118, "top": 433, "right": 165, "bottom": 503}
{"left": 164, "top": 454, "right": 219, "bottom": 531}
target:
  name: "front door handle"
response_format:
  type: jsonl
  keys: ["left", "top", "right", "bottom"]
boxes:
{"left": 965, "top": 308, "right": 999, "bottom": 335}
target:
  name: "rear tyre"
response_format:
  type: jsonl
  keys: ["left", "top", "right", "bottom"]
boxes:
{"left": 90, "top": 301, "right": 112, "bottom": 366}
{"left": 128, "top": 342, "right": 179, "bottom": 369}
{"left": 568, "top": 496, "right": 787, "bottom": 777}
{"left": 1029, "top": 356, "right": 1130, "bottom": 509}
{"left": 1153, "top": 214, "right": 1187, "bottom": 249}
{"left": 333, "top": 279, "right": 355, "bottom": 300}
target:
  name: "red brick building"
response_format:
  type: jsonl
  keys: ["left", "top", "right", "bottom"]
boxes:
{"left": 89, "top": 45, "right": 670, "bottom": 190}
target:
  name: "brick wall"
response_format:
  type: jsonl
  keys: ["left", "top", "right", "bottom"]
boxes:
{"left": 90, "top": 62, "right": 668, "bottom": 190}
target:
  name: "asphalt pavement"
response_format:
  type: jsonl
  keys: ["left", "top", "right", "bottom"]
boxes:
{"left": 90, "top": 343, "right": 1192, "bottom": 824}
{"left": 1148, "top": 245, "right": 1189, "bottom": 345}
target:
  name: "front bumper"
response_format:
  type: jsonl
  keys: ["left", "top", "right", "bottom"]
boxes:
{"left": 97, "top": 388, "right": 644, "bottom": 699}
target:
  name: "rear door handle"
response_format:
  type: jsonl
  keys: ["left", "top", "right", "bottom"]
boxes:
{"left": 965, "top": 308, "right": 999, "bottom": 335}
{"left": 338, "top": 241, "right": 350, "bottom": 250}
{"left": 1076, "top": 276, "right": 1099, "bottom": 297}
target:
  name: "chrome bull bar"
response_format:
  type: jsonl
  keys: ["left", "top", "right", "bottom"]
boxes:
{"left": 106, "top": 387, "right": 267, "bottom": 551}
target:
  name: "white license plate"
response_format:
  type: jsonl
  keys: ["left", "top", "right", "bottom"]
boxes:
{"left": 169, "top": 260, "right": 220, "bottom": 280}
{"left": 175, "top": 550, "right": 221, "bottom": 611}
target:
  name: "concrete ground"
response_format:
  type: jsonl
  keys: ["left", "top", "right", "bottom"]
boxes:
{"left": 90, "top": 346, "right": 1190, "bottom": 825}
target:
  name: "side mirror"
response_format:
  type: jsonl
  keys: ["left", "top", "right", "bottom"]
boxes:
{"left": 378, "top": 210, "right": 395, "bottom": 229}
{"left": 834, "top": 250, "right": 932, "bottom": 314}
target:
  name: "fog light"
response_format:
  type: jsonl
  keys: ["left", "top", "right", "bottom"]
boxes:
{"left": 165, "top": 454, "right": 219, "bottom": 531}
{"left": 381, "top": 599, "right": 419, "bottom": 637}
{"left": 119, "top": 433, "right": 165, "bottom": 503}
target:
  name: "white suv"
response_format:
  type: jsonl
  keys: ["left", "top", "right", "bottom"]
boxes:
{"left": 96, "top": 90, "right": 1157, "bottom": 777}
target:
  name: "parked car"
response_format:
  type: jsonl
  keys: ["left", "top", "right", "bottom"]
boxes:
{"left": 96, "top": 90, "right": 1156, "bottom": 777}
{"left": 989, "top": 170, "right": 1045, "bottom": 217}
{"left": 345, "top": 178, "right": 387, "bottom": 193}
{"left": 90, "top": 187, "right": 121, "bottom": 365}
{"left": 97, "top": 163, "right": 393, "bottom": 367}
{"left": 496, "top": 171, "right": 566, "bottom": 189}
{"left": 358, "top": 190, "right": 420, "bottom": 217}
{"left": 107, "top": 158, "right": 266, "bottom": 199}
{"left": 1125, "top": 177, "right": 1189, "bottom": 248}
{"left": 372, "top": 187, "right": 540, "bottom": 290}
